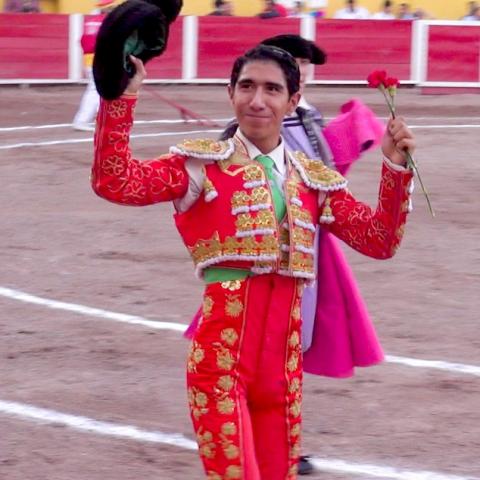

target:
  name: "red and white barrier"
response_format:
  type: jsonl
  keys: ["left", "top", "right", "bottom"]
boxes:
{"left": 0, "top": 13, "right": 479, "bottom": 91}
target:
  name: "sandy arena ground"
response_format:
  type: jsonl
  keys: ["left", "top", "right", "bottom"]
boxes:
{"left": 0, "top": 83, "right": 479, "bottom": 480}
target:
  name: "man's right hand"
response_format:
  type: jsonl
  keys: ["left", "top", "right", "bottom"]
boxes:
{"left": 124, "top": 55, "right": 147, "bottom": 95}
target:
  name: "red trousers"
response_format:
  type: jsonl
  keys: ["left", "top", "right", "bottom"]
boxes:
{"left": 187, "top": 274, "right": 304, "bottom": 480}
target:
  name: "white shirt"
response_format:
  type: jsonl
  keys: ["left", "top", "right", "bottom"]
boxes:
{"left": 372, "top": 11, "right": 395, "bottom": 19}
{"left": 333, "top": 6, "right": 370, "bottom": 19}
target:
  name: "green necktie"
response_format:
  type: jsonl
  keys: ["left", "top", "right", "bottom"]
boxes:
{"left": 255, "top": 155, "right": 286, "bottom": 222}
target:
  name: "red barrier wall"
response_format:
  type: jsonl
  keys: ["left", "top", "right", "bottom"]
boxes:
{"left": 0, "top": 13, "right": 69, "bottom": 79}
{"left": 144, "top": 20, "right": 183, "bottom": 79}
{"left": 314, "top": 20, "right": 412, "bottom": 81}
{"left": 427, "top": 25, "right": 480, "bottom": 82}
{"left": 197, "top": 17, "right": 301, "bottom": 78}
{"left": 1, "top": 14, "right": 479, "bottom": 88}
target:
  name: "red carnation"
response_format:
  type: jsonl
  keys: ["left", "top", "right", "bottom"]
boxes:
{"left": 367, "top": 70, "right": 387, "bottom": 88}
{"left": 366, "top": 69, "right": 434, "bottom": 216}
{"left": 384, "top": 76, "right": 400, "bottom": 88}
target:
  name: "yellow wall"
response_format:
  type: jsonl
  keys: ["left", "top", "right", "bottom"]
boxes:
{"left": 0, "top": 0, "right": 467, "bottom": 19}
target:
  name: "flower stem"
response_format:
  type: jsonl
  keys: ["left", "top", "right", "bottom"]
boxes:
{"left": 380, "top": 85, "right": 396, "bottom": 118}
{"left": 405, "top": 151, "right": 435, "bottom": 217}
{"left": 379, "top": 85, "right": 434, "bottom": 217}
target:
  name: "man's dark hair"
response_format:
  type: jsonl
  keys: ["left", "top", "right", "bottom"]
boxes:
{"left": 214, "top": 0, "right": 223, "bottom": 8}
{"left": 384, "top": 0, "right": 392, "bottom": 7}
{"left": 230, "top": 45, "right": 300, "bottom": 97}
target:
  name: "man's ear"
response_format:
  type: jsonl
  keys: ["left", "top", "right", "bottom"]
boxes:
{"left": 287, "top": 91, "right": 301, "bottom": 115}
{"left": 227, "top": 84, "right": 234, "bottom": 102}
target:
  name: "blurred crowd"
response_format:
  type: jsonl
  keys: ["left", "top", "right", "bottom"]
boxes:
{"left": 211, "top": 0, "right": 480, "bottom": 21}
{"left": 3, "top": 0, "right": 480, "bottom": 22}
{"left": 3, "top": 0, "right": 40, "bottom": 12}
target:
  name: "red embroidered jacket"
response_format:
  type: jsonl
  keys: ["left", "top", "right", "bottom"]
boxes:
{"left": 92, "top": 96, "right": 413, "bottom": 277}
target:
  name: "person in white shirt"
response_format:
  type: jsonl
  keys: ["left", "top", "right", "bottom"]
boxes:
{"left": 461, "top": 1, "right": 478, "bottom": 19}
{"left": 463, "top": 5, "right": 480, "bottom": 20}
{"left": 397, "top": 2, "right": 414, "bottom": 19}
{"left": 333, "top": 0, "right": 370, "bottom": 19}
{"left": 372, "top": 0, "right": 395, "bottom": 19}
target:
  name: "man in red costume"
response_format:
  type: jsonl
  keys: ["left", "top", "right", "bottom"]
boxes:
{"left": 91, "top": 44, "right": 415, "bottom": 478}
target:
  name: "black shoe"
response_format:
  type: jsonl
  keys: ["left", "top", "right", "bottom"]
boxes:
{"left": 298, "top": 455, "right": 314, "bottom": 475}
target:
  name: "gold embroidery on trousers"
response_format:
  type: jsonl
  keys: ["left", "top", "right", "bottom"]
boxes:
{"left": 188, "top": 387, "right": 209, "bottom": 420}
{"left": 221, "top": 279, "right": 242, "bottom": 291}
{"left": 217, "top": 375, "right": 235, "bottom": 392}
{"left": 225, "top": 465, "right": 242, "bottom": 479}
{"left": 217, "top": 397, "right": 236, "bottom": 415}
{"left": 216, "top": 346, "right": 236, "bottom": 371}
{"left": 197, "top": 428, "right": 217, "bottom": 459}
{"left": 225, "top": 295, "right": 244, "bottom": 318}
{"left": 221, "top": 328, "right": 239, "bottom": 346}
{"left": 203, "top": 296, "right": 214, "bottom": 317}
{"left": 187, "top": 341, "right": 205, "bottom": 373}
{"left": 221, "top": 422, "right": 237, "bottom": 436}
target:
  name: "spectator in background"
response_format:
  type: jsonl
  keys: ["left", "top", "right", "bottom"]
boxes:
{"left": 372, "top": 0, "right": 395, "bottom": 19}
{"left": 462, "top": 4, "right": 480, "bottom": 20}
{"left": 72, "top": 0, "right": 116, "bottom": 131}
{"left": 288, "top": 0, "right": 305, "bottom": 17}
{"left": 461, "top": 1, "right": 478, "bottom": 19}
{"left": 397, "top": 2, "right": 414, "bottom": 19}
{"left": 413, "top": 8, "right": 433, "bottom": 19}
{"left": 208, "top": 0, "right": 233, "bottom": 16}
{"left": 258, "top": 0, "right": 288, "bottom": 19}
{"left": 333, "top": 0, "right": 370, "bottom": 19}
{"left": 3, "top": 0, "right": 40, "bottom": 12}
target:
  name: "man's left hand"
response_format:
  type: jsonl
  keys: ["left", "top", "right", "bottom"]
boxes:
{"left": 382, "top": 117, "right": 416, "bottom": 166}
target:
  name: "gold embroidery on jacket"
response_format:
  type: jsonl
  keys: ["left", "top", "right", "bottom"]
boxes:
{"left": 292, "top": 151, "right": 347, "bottom": 189}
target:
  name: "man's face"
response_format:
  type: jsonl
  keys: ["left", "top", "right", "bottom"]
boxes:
{"left": 228, "top": 60, "right": 299, "bottom": 152}
{"left": 296, "top": 57, "right": 310, "bottom": 95}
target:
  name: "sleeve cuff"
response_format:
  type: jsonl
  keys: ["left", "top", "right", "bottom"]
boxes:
{"left": 120, "top": 93, "right": 139, "bottom": 99}
{"left": 383, "top": 156, "right": 409, "bottom": 172}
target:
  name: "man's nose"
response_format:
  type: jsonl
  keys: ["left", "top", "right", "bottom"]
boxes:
{"left": 249, "top": 87, "right": 266, "bottom": 109}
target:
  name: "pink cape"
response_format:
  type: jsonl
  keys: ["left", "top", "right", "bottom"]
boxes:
{"left": 303, "top": 98, "right": 385, "bottom": 377}
{"left": 185, "top": 99, "right": 386, "bottom": 378}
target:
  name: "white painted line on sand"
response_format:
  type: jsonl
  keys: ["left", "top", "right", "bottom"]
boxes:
{"left": 0, "top": 118, "right": 231, "bottom": 132}
{"left": 1, "top": 117, "right": 480, "bottom": 132}
{"left": 1, "top": 124, "right": 479, "bottom": 150}
{"left": 385, "top": 355, "right": 480, "bottom": 377}
{"left": 0, "top": 129, "right": 223, "bottom": 150}
{"left": 409, "top": 125, "right": 480, "bottom": 129}
{"left": 310, "top": 458, "right": 479, "bottom": 480}
{"left": 0, "top": 399, "right": 197, "bottom": 450}
{"left": 2, "top": 286, "right": 480, "bottom": 378}
{"left": 0, "top": 286, "right": 185, "bottom": 333}
{"left": 1, "top": 399, "right": 477, "bottom": 480}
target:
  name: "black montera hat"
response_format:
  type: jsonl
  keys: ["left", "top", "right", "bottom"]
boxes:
{"left": 261, "top": 34, "right": 327, "bottom": 65}
{"left": 93, "top": 0, "right": 183, "bottom": 100}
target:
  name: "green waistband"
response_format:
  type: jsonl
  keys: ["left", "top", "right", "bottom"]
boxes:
{"left": 203, "top": 267, "right": 252, "bottom": 284}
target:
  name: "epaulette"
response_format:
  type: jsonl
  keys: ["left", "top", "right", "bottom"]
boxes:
{"left": 169, "top": 138, "right": 235, "bottom": 161}
{"left": 289, "top": 151, "right": 347, "bottom": 192}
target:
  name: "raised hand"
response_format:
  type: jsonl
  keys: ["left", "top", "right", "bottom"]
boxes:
{"left": 381, "top": 116, "right": 416, "bottom": 166}
{"left": 124, "top": 56, "right": 147, "bottom": 95}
